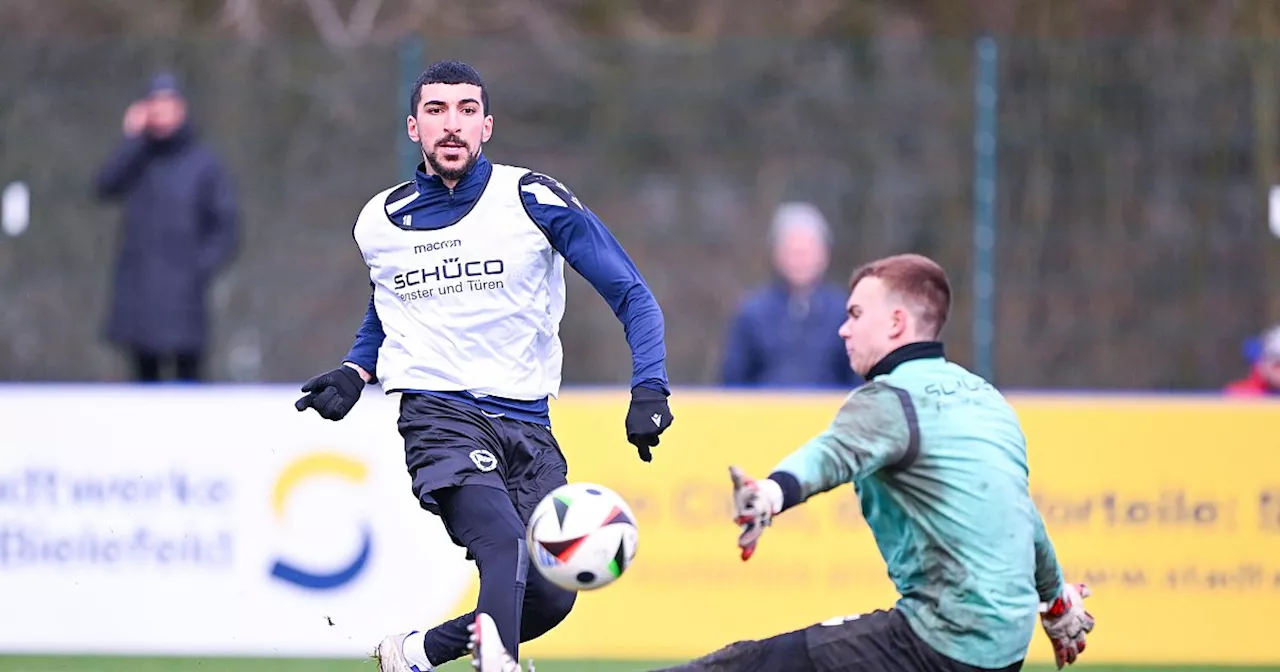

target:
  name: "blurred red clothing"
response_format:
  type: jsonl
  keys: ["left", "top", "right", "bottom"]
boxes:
{"left": 1224, "top": 365, "right": 1279, "bottom": 396}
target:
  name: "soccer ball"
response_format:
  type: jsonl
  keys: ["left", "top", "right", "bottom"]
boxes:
{"left": 526, "top": 482, "right": 639, "bottom": 592}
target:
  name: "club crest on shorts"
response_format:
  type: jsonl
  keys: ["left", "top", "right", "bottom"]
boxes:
{"left": 469, "top": 449, "right": 499, "bottom": 472}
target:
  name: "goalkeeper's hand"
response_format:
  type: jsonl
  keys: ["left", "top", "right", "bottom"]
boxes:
{"left": 728, "top": 465, "right": 783, "bottom": 561}
{"left": 1040, "top": 582, "right": 1095, "bottom": 669}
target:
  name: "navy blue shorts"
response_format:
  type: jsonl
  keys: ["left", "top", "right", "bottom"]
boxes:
{"left": 396, "top": 392, "right": 569, "bottom": 548}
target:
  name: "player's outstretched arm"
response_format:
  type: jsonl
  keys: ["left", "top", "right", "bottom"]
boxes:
{"left": 1033, "top": 511, "right": 1066, "bottom": 601}
{"left": 728, "top": 382, "right": 914, "bottom": 560}
{"left": 1034, "top": 510, "right": 1095, "bottom": 668}
{"left": 295, "top": 286, "right": 381, "bottom": 421}
{"left": 519, "top": 172, "right": 673, "bottom": 462}
{"left": 772, "top": 382, "right": 914, "bottom": 503}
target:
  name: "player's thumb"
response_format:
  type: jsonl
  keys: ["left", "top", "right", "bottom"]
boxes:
{"left": 295, "top": 392, "right": 315, "bottom": 411}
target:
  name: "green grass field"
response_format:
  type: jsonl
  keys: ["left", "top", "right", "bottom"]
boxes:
{"left": 0, "top": 658, "right": 1275, "bottom": 672}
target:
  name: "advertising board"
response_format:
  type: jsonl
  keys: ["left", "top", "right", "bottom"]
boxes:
{"left": 3, "top": 387, "right": 1278, "bottom": 664}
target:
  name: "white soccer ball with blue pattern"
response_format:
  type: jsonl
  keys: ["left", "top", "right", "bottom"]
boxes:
{"left": 526, "top": 482, "right": 639, "bottom": 592}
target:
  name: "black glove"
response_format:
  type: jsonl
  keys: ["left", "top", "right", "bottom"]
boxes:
{"left": 625, "top": 385, "right": 673, "bottom": 462}
{"left": 294, "top": 365, "right": 366, "bottom": 421}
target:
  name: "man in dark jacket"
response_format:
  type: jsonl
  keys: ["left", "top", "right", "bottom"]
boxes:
{"left": 94, "top": 72, "right": 238, "bottom": 382}
{"left": 720, "top": 202, "right": 863, "bottom": 389}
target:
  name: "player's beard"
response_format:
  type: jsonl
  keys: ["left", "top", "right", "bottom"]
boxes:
{"left": 423, "top": 135, "right": 479, "bottom": 182}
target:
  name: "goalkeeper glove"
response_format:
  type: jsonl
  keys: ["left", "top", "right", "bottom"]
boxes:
{"left": 728, "top": 465, "right": 783, "bottom": 561}
{"left": 1040, "top": 582, "right": 1095, "bottom": 669}
{"left": 294, "top": 364, "right": 366, "bottom": 421}
{"left": 624, "top": 386, "right": 673, "bottom": 462}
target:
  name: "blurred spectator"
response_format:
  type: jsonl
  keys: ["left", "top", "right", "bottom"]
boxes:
{"left": 720, "top": 202, "right": 863, "bottom": 389}
{"left": 94, "top": 72, "right": 238, "bottom": 383}
{"left": 1225, "top": 324, "right": 1280, "bottom": 396}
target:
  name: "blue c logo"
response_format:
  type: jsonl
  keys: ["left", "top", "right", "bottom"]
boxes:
{"left": 269, "top": 452, "right": 372, "bottom": 590}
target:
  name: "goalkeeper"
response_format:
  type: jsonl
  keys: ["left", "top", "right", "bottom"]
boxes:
{"left": 470, "top": 253, "right": 1094, "bottom": 672}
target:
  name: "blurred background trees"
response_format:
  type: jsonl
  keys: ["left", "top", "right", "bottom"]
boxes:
{"left": 3, "top": 0, "right": 1279, "bottom": 390}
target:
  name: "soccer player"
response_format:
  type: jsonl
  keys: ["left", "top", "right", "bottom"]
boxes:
{"left": 292, "top": 60, "right": 674, "bottom": 671}
{"left": 470, "top": 253, "right": 1094, "bottom": 672}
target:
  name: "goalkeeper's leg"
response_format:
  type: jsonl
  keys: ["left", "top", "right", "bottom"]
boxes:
{"left": 649, "top": 628, "right": 814, "bottom": 672}
{"left": 653, "top": 609, "right": 1025, "bottom": 672}
{"left": 808, "top": 609, "right": 1024, "bottom": 672}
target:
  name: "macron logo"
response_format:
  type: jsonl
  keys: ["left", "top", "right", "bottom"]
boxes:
{"left": 412, "top": 239, "right": 462, "bottom": 254}
{"left": 651, "top": 413, "right": 662, "bottom": 427}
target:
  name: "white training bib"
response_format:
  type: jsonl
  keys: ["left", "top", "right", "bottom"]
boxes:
{"left": 352, "top": 163, "right": 566, "bottom": 400}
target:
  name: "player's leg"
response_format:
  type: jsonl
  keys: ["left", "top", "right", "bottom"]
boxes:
{"left": 650, "top": 609, "right": 957, "bottom": 672}
{"left": 416, "top": 418, "right": 574, "bottom": 665}
{"left": 467, "top": 616, "right": 811, "bottom": 672}
{"left": 376, "top": 393, "right": 527, "bottom": 670}
{"left": 649, "top": 628, "right": 813, "bottom": 672}
{"left": 419, "top": 484, "right": 531, "bottom": 663}
{"left": 800, "top": 610, "right": 922, "bottom": 671}
{"left": 504, "top": 420, "right": 576, "bottom": 642}
{"left": 803, "top": 609, "right": 1023, "bottom": 672}
{"left": 416, "top": 420, "right": 576, "bottom": 653}
{"left": 514, "top": 544, "right": 576, "bottom": 641}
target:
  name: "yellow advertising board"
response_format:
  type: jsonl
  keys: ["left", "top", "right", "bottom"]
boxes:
{"left": 512, "top": 391, "right": 1280, "bottom": 665}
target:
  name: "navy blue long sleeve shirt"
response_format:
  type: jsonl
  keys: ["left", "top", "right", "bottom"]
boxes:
{"left": 721, "top": 280, "right": 863, "bottom": 389}
{"left": 344, "top": 155, "right": 667, "bottom": 424}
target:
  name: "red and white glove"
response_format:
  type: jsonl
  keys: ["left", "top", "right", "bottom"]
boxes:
{"left": 1040, "top": 582, "right": 1095, "bottom": 669}
{"left": 728, "top": 465, "right": 783, "bottom": 561}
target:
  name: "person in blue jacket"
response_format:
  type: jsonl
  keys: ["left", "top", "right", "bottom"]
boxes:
{"left": 721, "top": 201, "right": 862, "bottom": 389}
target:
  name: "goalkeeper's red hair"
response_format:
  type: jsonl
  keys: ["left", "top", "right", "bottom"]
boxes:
{"left": 841, "top": 254, "right": 952, "bottom": 377}
{"left": 848, "top": 253, "right": 952, "bottom": 339}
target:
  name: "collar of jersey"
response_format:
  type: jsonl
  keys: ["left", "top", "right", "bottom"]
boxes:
{"left": 392, "top": 154, "right": 493, "bottom": 230}
{"left": 865, "top": 341, "right": 945, "bottom": 381}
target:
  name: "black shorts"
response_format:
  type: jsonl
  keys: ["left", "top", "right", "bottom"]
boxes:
{"left": 804, "top": 609, "right": 1023, "bottom": 672}
{"left": 657, "top": 609, "right": 1022, "bottom": 672}
{"left": 397, "top": 392, "right": 569, "bottom": 548}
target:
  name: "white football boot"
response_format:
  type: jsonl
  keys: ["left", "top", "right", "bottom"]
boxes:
{"left": 373, "top": 631, "right": 428, "bottom": 672}
{"left": 467, "top": 612, "right": 527, "bottom": 672}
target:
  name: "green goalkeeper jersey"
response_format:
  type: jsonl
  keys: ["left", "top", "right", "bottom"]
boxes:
{"left": 770, "top": 341, "right": 1065, "bottom": 669}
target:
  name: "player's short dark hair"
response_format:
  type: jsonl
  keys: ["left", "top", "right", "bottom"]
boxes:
{"left": 849, "top": 253, "right": 952, "bottom": 339}
{"left": 409, "top": 60, "right": 490, "bottom": 115}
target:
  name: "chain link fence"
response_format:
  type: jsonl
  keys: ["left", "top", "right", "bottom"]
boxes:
{"left": 1, "top": 37, "right": 1275, "bottom": 389}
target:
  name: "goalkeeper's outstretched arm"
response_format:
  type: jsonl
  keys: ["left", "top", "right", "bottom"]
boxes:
{"left": 1034, "top": 507, "right": 1095, "bottom": 668}
{"left": 1033, "top": 509, "right": 1067, "bottom": 602}
{"left": 728, "top": 381, "right": 914, "bottom": 560}
{"left": 768, "top": 381, "right": 915, "bottom": 511}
